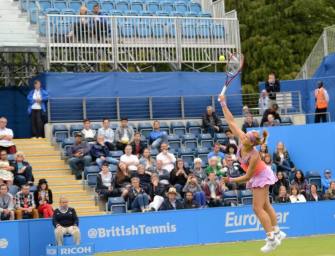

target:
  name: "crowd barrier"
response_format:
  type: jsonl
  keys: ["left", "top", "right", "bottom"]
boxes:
{"left": 0, "top": 201, "right": 334, "bottom": 256}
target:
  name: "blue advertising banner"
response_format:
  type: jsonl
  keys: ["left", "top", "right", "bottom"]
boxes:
{"left": 0, "top": 201, "right": 334, "bottom": 256}
{"left": 46, "top": 244, "right": 94, "bottom": 256}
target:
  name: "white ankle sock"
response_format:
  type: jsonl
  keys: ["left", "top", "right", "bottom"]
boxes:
{"left": 267, "top": 232, "right": 275, "bottom": 240}
{"left": 273, "top": 225, "right": 280, "bottom": 234}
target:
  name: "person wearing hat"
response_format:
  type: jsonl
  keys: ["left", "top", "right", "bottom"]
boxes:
{"left": 67, "top": 132, "right": 92, "bottom": 180}
{"left": 34, "top": 179, "right": 54, "bottom": 218}
{"left": 159, "top": 187, "right": 184, "bottom": 211}
{"left": 314, "top": 81, "right": 329, "bottom": 123}
{"left": 115, "top": 117, "right": 134, "bottom": 151}
{"left": 322, "top": 169, "right": 333, "bottom": 193}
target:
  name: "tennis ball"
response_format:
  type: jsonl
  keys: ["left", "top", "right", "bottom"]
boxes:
{"left": 219, "top": 55, "right": 225, "bottom": 61}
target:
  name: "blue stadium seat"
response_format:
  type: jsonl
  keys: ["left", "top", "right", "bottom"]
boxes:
{"left": 109, "top": 164, "right": 118, "bottom": 174}
{"left": 110, "top": 123, "right": 119, "bottom": 130}
{"left": 214, "top": 133, "right": 227, "bottom": 144}
{"left": 53, "top": 124, "right": 69, "bottom": 143}
{"left": 110, "top": 150, "right": 124, "bottom": 159}
{"left": 167, "top": 134, "right": 180, "bottom": 142}
{"left": 120, "top": 22, "right": 135, "bottom": 36}
{"left": 196, "top": 146, "right": 210, "bottom": 156}
{"left": 128, "top": 123, "right": 137, "bottom": 131}
{"left": 189, "top": 2, "right": 201, "bottom": 13}
{"left": 61, "top": 137, "right": 75, "bottom": 148}
{"left": 147, "top": 2, "right": 159, "bottom": 12}
{"left": 109, "top": 10, "right": 123, "bottom": 16}
{"left": 155, "top": 10, "right": 169, "bottom": 16}
{"left": 86, "top": 0, "right": 99, "bottom": 10}
{"left": 138, "top": 122, "right": 153, "bottom": 138}
{"left": 70, "top": 124, "right": 84, "bottom": 136}
{"left": 124, "top": 10, "right": 138, "bottom": 15}
{"left": 198, "top": 133, "right": 214, "bottom": 149}
{"left": 101, "top": 0, "right": 114, "bottom": 11}
{"left": 160, "top": 2, "right": 174, "bottom": 12}
{"left": 38, "top": 0, "right": 52, "bottom": 12}
{"left": 198, "top": 12, "right": 211, "bottom": 17}
{"left": 240, "top": 189, "right": 253, "bottom": 205}
{"left": 68, "top": 0, "right": 82, "bottom": 11}
{"left": 152, "top": 22, "right": 165, "bottom": 37}
{"left": 61, "top": 8, "right": 76, "bottom": 14}
{"left": 197, "top": 23, "right": 210, "bottom": 38}
{"left": 140, "top": 10, "right": 154, "bottom": 16}
{"left": 174, "top": 2, "right": 188, "bottom": 12}
{"left": 170, "top": 11, "right": 184, "bottom": 17}
{"left": 168, "top": 141, "right": 182, "bottom": 152}
{"left": 184, "top": 11, "right": 197, "bottom": 17}
{"left": 45, "top": 7, "right": 61, "bottom": 14}
{"left": 116, "top": 1, "right": 129, "bottom": 11}
{"left": 281, "top": 116, "right": 293, "bottom": 125}
{"left": 91, "top": 123, "right": 102, "bottom": 131}
{"left": 223, "top": 190, "right": 239, "bottom": 206}
{"left": 84, "top": 165, "right": 100, "bottom": 179}
{"left": 107, "top": 197, "right": 127, "bottom": 213}
{"left": 212, "top": 23, "right": 225, "bottom": 38}
{"left": 179, "top": 147, "right": 194, "bottom": 167}
{"left": 159, "top": 121, "right": 170, "bottom": 134}
{"left": 137, "top": 22, "right": 151, "bottom": 37}
{"left": 150, "top": 148, "right": 159, "bottom": 157}
{"left": 170, "top": 121, "right": 186, "bottom": 136}
{"left": 306, "top": 171, "right": 322, "bottom": 192}
{"left": 186, "top": 120, "right": 202, "bottom": 135}
{"left": 86, "top": 173, "right": 98, "bottom": 187}
{"left": 182, "top": 133, "right": 197, "bottom": 142}
{"left": 130, "top": 1, "right": 144, "bottom": 12}
{"left": 53, "top": 0, "right": 67, "bottom": 9}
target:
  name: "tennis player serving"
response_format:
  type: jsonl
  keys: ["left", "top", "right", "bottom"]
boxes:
{"left": 219, "top": 95, "right": 286, "bottom": 253}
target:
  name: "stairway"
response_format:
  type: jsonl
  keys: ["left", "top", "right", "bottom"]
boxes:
{"left": 13, "top": 138, "right": 105, "bottom": 216}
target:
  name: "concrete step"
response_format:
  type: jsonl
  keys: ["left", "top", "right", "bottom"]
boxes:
{"left": 53, "top": 190, "right": 90, "bottom": 196}
{"left": 30, "top": 162, "right": 68, "bottom": 168}
{"left": 53, "top": 194, "right": 94, "bottom": 201}
{"left": 33, "top": 175, "right": 78, "bottom": 181}
{"left": 17, "top": 145, "right": 55, "bottom": 150}
{"left": 49, "top": 184, "right": 84, "bottom": 190}
{"left": 25, "top": 156, "right": 63, "bottom": 162}
{"left": 24, "top": 152, "right": 60, "bottom": 157}
{"left": 14, "top": 138, "right": 49, "bottom": 143}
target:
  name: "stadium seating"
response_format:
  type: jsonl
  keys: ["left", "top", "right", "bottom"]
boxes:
{"left": 106, "top": 197, "right": 127, "bottom": 213}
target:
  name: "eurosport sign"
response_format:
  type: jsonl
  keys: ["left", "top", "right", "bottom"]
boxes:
{"left": 0, "top": 201, "right": 334, "bottom": 256}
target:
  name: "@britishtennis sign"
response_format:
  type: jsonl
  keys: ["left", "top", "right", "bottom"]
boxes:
{"left": 46, "top": 244, "right": 94, "bottom": 256}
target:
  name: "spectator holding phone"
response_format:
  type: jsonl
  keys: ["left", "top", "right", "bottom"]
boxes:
{"left": 34, "top": 179, "right": 54, "bottom": 218}
{"left": 156, "top": 143, "right": 176, "bottom": 173}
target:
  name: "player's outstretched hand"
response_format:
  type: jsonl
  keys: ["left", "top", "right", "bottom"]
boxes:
{"left": 218, "top": 95, "right": 225, "bottom": 103}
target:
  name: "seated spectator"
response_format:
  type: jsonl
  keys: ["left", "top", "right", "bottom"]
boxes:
{"left": 258, "top": 89, "right": 269, "bottom": 115}
{"left": 182, "top": 174, "right": 205, "bottom": 207}
{"left": 224, "top": 129, "right": 238, "bottom": 146}
{"left": 202, "top": 172, "right": 224, "bottom": 207}
{"left": 289, "top": 185, "right": 306, "bottom": 203}
{"left": 128, "top": 177, "right": 150, "bottom": 212}
{"left": 12, "top": 151, "right": 34, "bottom": 187}
{"left": 15, "top": 184, "right": 39, "bottom": 219}
{"left": 96, "top": 162, "right": 124, "bottom": 201}
{"left": 205, "top": 156, "right": 225, "bottom": 177}
{"left": 291, "top": 170, "right": 308, "bottom": 196}
{"left": 263, "top": 114, "right": 280, "bottom": 127}
{"left": 114, "top": 162, "right": 131, "bottom": 193}
{"left": 0, "top": 184, "right": 14, "bottom": 220}
{"left": 98, "top": 118, "right": 115, "bottom": 151}
{"left": 134, "top": 164, "right": 152, "bottom": 191}
{"left": 131, "top": 132, "right": 146, "bottom": 157}
{"left": 34, "top": 179, "right": 54, "bottom": 218}
{"left": 265, "top": 72, "right": 280, "bottom": 106}
{"left": 91, "top": 135, "right": 118, "bottom": 168}
{"left": 149, "top": 121, "right": 168, "bottom": 150}
{"left": 53, "top": 196, "right": 80, "bottom": 246}
{"left": 225, "top": 144, "right": 237, "bottom": 161}
{"left": 0, "top": 117, "right": 16, "bottom": 154}
{"left": 306, "top": 184, "right": 322, "bottom": 202}
{"left": 72, "top": 5, "right": 89, "bottom": 42}
{"left": 156, "top": 143, "right": 176, "bottom": 173}
{"left": 263, "top": 153, "right": 277, "bottom": 173}
{"left": 275, "top": 185, "right": 290, "bottom": 203}
{"left": 68, "top": 133, "right": 92, "bottom": 180}
{"left": 81, "top": 119, "right": 96, "bottom": 143}
{"left": 170, "top": 159, "right": 190, "bottom": 192}
{"left": 259, "top": 143, "right": 268, "bottom": 160}
{"left": 0, "top": 150, "right": 14, "bottom": 187}
{"left": 272, "top": 171, "right": 289, "bottom": 197}
{"left": 241, "top": 113, "right": 259, "bottom": 133}
{"left": 115, "top": 117, "right": 134, "bottom": 151}
{"left": 324, "top": 181, "right": 335, "bottom": 200}
{"left": 192, "top": 158, "right": 207, "bottom": 185}
{"left": 321, "top": 169, "right": 332, "bottom": 193}
{"left": 147, "top": 174, "right": 166, "bottom": 211}
{"left": 139, "top": 148, "right": 156, "bottom": 173}
{"left": 120, "top": 145, "right": 139, "bottom": 172}
{"left": 183, "top": 191, "right": 200, "bottom": 209}
{"left": 202, "top": 106, "right": 223, "bottom": 136}
{"left": 159, "top": 187, "right": 184, "bottom": 211}
{"left": 273, "top": 141, "right": 295, "bottom": 174}
{"left": 207, "top": 143, "right": 225, "bottom": 161}
{"left": 154, "top": 160, "right": 170, "bottom": 185}
{"left": 242, "top": 105, "right": 250, "bottom": 117}
{"left": 223, "top": 155, "right": 244, "bottom": 190}
{"left": 260, "top": 103, "right": 281, "bottom": 127}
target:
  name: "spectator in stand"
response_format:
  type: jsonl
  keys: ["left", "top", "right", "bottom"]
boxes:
{"left": 12, "top": 151, "right": 34, "bottom": 187}
{"left": 263, "top": 154, "right": 277, "bottom": 173}
{"left": 314, "top": 81, "right": 329, "bottom": 123}
{"left": 0, "top": 184, "right": 14, "bottom": 220}
{"left": 306, "top": 184, "right": 322, "bottom": 202}
{"left": 192, "top": 158, "right": 207, "bottom": 185}
{"left": 98, "top": 118, "right": 114, "bottom": 151}
{"left": 272, "top": 171, "right": 289, "bottom": 197}
{"left": 322, "top": 169, "right": 332, "bottom": 193}
{"left": 290, "top": 170, "right": 308, "bottom": 196}
{"left": 241, "top": 113, "right": 259, "bottom": 133}
{"left": 34, "top": 179, "right": 54, "bottom": 218}
{"left": 225, "top": 144, "right": 237, "bottom": 161}
{"left": 263, "top": 114, "right": 280, "bottom": 127}
{"left": 289, "top": 184, "right": 306, "bottom": 203}
{"left": 223, "top": 154, "right": 244, "bottom": 190}
{"left": 53, "top": 196, "right": 80, "bottom": 246}
{"left": 115, "top": 117, "right": 134, "bottom": 151}
{"left": 202, "top": 106, "right": 223, "bottom": 136}
{"left": 147, "top": 174, "right": 166, "bottom": 211}
{"left": 134, "top": 164, "right": 152, "bottom": 191}
{"left": 156, "top": 143, "right": 176, "bottom": 173}
{"left": 128, "top": 177, "right": 150, "bottom": 212}
{"left": 224, "top": 128, "right": 238, "bottom": 146}
{"left": 242, "top": 105, "right": 250, "bottom": 117}
{"left": 170, "top": 159, "right": 190, "bottom": 193}
{"left": 205, "top": 156, "right": 224, "bottom": 177}
{"left": 67, "top": 133, "right": 92, "bottom": 180}
{"left": 91, "top": 135, "right": 118, "bottom": 168}
{"left": 207, "top": 143, "right": 225, "bottom": 161}
{"left": 265, "top": 72, "right": 280, "bottom": 106}
{"left": 259, "top": 144, "right": 268, "bottom": 161}
{"left": 159, "top": 187, "right": 184, "bottom": 211}
{"left": 139, "top": 148, "right": 156, "bottom": 173}
{"left": 0, "top": 117, "right": 16, "bottom": 154}
{"left": 203, "top": 172, "right": 224, "bottom": 207}
{"left": 183, "top": 191, "right": 200, "bottom": 209}
{"left": 27, "top": 80, "right": 49, "bottom": 138}
{"left": 275, "top": 185, "right": 290, "bottom": 203}
{"left": 182, "top": 174, "right": 206, "bottom": 207}
{"left": 131, "top": 132, "right": 146, "bottom": 157}
{"left": 154, "top": 160, "right": 170, "bottom": 185}
{"left": 15, "top": 184, "right": 39, "bottom": 219}
{"left": 260, "top": 103, "right": 281, "bottom": 127}
{"left": 324, "top": 181, "right": 335, "bottom": 200}
{"left": 81, "top": 119, "right": 96, "bottom": 143}
{"left": 273, "top": 142, "right": 295, "bottom": 175}
{"left": 0, "top": 150, "right": 14, "bottom": 188}
{"left": 258, "top": 89, "right": 269, "bottom": 115}
{"left": 114, "top": 162, "right": 131, "bottom": 193}
{"left": 72, "top": 6, "right": 89, "bottom": 42}
{"left": 120, "top": 145, "right": 139, "bottom": 173}
{"left": 149, "top": 121, "right": 168, "bottom": 150}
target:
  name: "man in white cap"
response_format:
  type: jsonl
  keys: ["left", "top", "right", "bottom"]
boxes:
{"left": 159, "top": 187, "right": 184, "bottom": 211}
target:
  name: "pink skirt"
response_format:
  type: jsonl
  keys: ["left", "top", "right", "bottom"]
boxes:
{"left": 246, "top": 167, "right": 277, "bottom": 189}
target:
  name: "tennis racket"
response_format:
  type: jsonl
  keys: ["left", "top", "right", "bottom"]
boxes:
{"left": 218, "top": 52, "right": 244, "bottom": 100}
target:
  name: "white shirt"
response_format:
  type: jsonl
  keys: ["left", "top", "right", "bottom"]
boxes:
{"left": 81, "top": 129, "right": 96, "bottom": 139}
{"left": 98, "top": 127, "right": 114, "bottom": 143}
{"left": 100, "top": 171, "right": 112, "bottom": 187}
{"left": 0, "top": 128, "right": 14, "bottom": 147}
{"left": 156, "top": 152, "right": 176, "bottom": 173}
{"left": 31, "top": 89, "right": 42, "bottom": 110}
{"left": 120, "top": 154, "right": 139, "bottom": 171}
{"left": 289, "top": 194, "right": 306, "bottom": 203}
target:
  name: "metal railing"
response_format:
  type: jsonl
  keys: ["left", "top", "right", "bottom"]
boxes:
{"left": 47, "top": 91, "right": 302, "bottom": 122}
{"left": 297, "top": 25, "right": 335, "bottom": 79}
{"left": 46, "top": 14, "right": 240, "bottom": 66}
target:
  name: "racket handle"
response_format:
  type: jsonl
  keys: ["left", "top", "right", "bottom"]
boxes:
{"left": 217, "top": 86, "right": 227, "bottom": 101}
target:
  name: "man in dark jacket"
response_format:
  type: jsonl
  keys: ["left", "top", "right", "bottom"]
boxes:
{"left": 260, "top": 103, "right": 281, "bottom": 127}
{"left": 91, "top": 135, "right": 119, "bottom": 168}
{"left": 159, "top": 187, "right": 184, "bottom": 211}
{"left": 130, "top": 132, "right": 146, "bottom": 157}
{"left": 265, "top": 72, "right": 280, "bottom": 104}
{"left": 202, "top": 106, "right": 223, "bottom": 136}
{"left": 53, "top": 196, "right": 80, "bottom": 246}
{"left": 183, "top": 191, "right": 200, "bottom": 209}
{"left": 12, "top": 152, "right": 34, "bottom": 187}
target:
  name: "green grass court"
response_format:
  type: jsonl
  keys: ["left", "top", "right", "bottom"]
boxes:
{"left": 97, "top": 234, "right": 335, "bottom": 256}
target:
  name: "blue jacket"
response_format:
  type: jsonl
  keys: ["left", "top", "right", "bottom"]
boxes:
{"left": 27, "top": 89, "right": 49, "bottom": 114}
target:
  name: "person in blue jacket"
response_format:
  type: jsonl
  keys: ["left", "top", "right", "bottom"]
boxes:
{"left": 27, "top": 80, "right": 49, "bottom": 138}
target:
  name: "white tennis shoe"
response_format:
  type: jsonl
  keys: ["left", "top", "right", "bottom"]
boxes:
{"left": 260, "top": 237, "right": 280, "bottom": 253}
{"left": 275, "top": 230, "right": 287, "bottom": 245}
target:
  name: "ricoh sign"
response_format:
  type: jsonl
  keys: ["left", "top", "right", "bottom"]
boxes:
{"left": 46, "top": 244, "right": 95, "bottom": 256}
